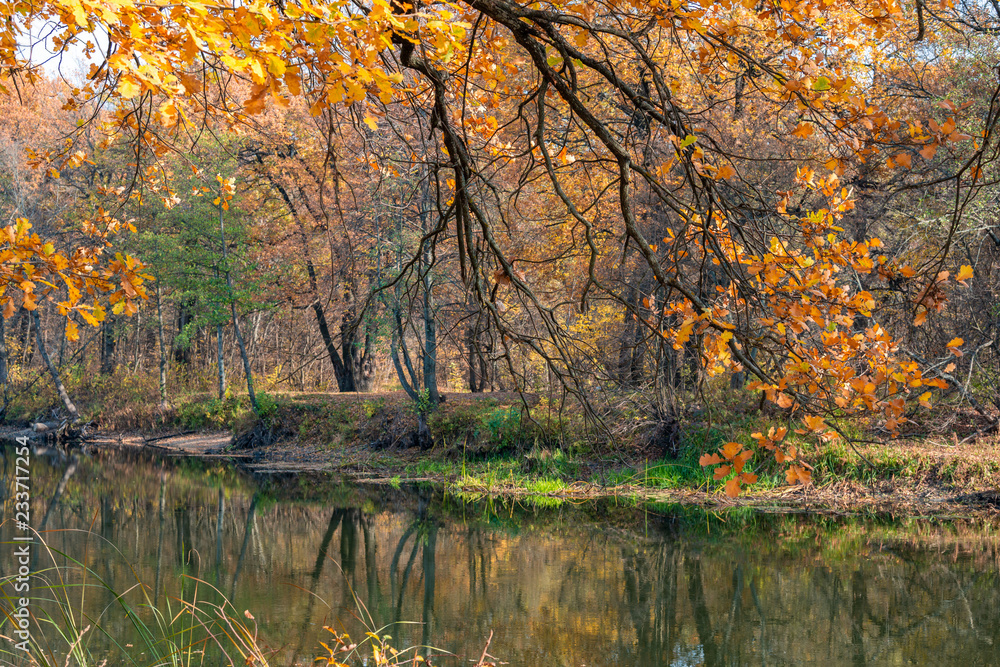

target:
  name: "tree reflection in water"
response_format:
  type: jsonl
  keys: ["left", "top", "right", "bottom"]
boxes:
{"left": 1, "top": 447, "right": 999, "bottom": 666}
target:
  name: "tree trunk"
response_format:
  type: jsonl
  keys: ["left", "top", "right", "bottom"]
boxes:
{"left": 420, "top": 223, "right": 440, "bottom": 406}
{"left": 0, "top": 314, "right": 8, "bottom": 412}
{"left": 155, "top": 282, "right": 169, "bottom": 408}
{"left": 264, "top": 171, "right": 354, "bottom": 391}
{"left": 218, "top": 204, "right": 259, "bottom": 415}
{"left": 217, "top": 324, "right": 226, "bottom": 399}
{"left": 33, "top": 310, "right": 79, "bottom": 421}
{"left": 467, "top": 326, "right": 478, "bottom": 392}
{"left": 175, "top": 299, "right": 193, "bottom": 366}
{"left": 100, "top": 316, "right": 115, "bottom": 375}
{"left": 422, "top": 271, "right": 440, "bottom": 405}
{"left": 0, "top": 314, "right": 8, "bottom": 386}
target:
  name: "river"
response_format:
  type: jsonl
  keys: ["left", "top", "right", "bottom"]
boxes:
{"left": 1, "top": 445, "right": 998, "bottom": 665}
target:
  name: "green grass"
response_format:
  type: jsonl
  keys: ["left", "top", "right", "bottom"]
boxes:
{"left": 1, "top": 527, "right": 488, "bottom": 667}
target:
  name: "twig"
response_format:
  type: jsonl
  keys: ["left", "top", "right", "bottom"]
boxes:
{"left": 903, "top": 349, "right": 991, "bottom": 417}
{"left": 957, "top": 418, "right": 1000, "bottom": 446}
{"left": 827, "top": 421, "right": 877, "bottom": 468}
{"left": 475, "top": 630, "right": 494, "bottom": 667}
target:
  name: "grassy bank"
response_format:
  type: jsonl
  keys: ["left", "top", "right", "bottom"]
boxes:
{"left": 5, "top": 368, "right": 999, "bottom": 513}
{"left": 221, "top": 389, "right": 1000, "bottom": 514}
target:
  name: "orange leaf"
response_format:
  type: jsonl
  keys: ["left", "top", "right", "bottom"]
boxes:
{"left": 956, "top": 265, "right": 973, "bottom": 283}
{"left": 792, "top": 122, "right": 814, "bottom": 139}
{"left": 919, "top": 142, "right": 938, "bottom": 160}
{"left": 714, "top": 465, "right": 732, "bottom": 480}
{"left": 724, "top": 477, "right": 741, "bottom": 497}
{"left": 720, "top": 441, "right": 744, "bottom": 460}
{"left": 894, "top": 152, "right": 912, "bottom": 169}
{"left": 699, "top": 453, "right": 723, "bottom": 466}
{"left": 718, "top": 164, "right": 736, "bottom": 180}
{"left": 947, "top": 337, "right": 964, "bottom": 356}
{"left": 914, "top": 309, "right": 927, "bottom": 326}
{"left": 776, "top": 392, "right": 794, "bottom": 409}
{"left": 918, "top": 391, "right": 932, "bottom": 409}
{"left": 944, "top": 363, "right": 956, "bottom": 373}
{"left": 802, "top": 415, "right": 825, "bottom": 432}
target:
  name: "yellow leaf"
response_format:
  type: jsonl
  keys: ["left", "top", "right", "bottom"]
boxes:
{"left": 118, "top": 77, "right": 142, "bottom": 99}
{"left": 363, "top": 115, "right": 378, "bottom": 131}
{"left": 947, "top": 337, "right": 964, "bottom": 356}
{"left": 919, "top": 391, "right": 932, "bottom": 408}
{"left": 65, "top": 319, "right": 79, "bottom": 342}
{"left": 803, "top": 415, "right": 825, "bottom": 432}
{"left": 791, "top": 123, "right": 814, "bottom": 139}
{"left": 956, "top": 265, "right": 973, "bottom": 283}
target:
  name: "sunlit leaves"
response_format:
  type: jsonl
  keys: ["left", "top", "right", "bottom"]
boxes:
{"left": 0, "top": 217, "right": 149, "bottom": 330}
{"left": 699, "top": 442, "right": 756, "bottom": 497}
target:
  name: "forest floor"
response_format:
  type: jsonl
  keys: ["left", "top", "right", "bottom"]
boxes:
{"left": 6, "top": 388, "right": 999, "bottom": 516}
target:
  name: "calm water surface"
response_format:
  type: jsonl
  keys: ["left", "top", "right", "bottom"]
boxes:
{"left": 1, "top": 445, "right": 999, "bottom": 666}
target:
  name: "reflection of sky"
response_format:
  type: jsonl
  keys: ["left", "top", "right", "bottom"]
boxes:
{"left": 673, "top": 645, "right": 704, "bottom": 666}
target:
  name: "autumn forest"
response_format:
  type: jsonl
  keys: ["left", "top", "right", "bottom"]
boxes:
{"left": 0, "top": 0, "right": 999, "bottom": 498}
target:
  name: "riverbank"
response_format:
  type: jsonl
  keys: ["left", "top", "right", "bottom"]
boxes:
{"left": 4, "top": 389, "right": 999, "bottom": 516}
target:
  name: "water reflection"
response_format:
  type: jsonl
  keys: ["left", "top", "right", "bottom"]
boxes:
{"left": 1, "top": 445, "right": 999, "bottom": 666}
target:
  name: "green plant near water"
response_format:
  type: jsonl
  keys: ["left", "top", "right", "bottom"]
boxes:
{"left": 177, "top": 393, "right": 248, "bottom": 429}
{"left": 1, "top": 544, "right": 270, "bottom": 666}
{"left": 0, "top": 527, "right": 494, "bottom": 667}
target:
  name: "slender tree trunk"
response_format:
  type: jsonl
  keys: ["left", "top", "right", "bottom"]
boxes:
{"left": 216, "top": 324, "right": 226, "bottom": 399}
{"left": 420, "top": 215, "right": 440, "bottom": 406}
{"left": 155, "top": 282, "right": 169, "bottom": 408}
{"left": 264, "top": 172, "right": 353, "bottom": 391}
{"left": 100, "top": 316, "right": 116, "bottom": 375}
{"left": 422, "top": 267, "right": 439, "bottom": 405}
{"left": 218, "top": 204, "right": 259, "bottom": 415}
{"left": 466, "top": 326, "right": 478, "bottom": 392}
{"left": 20, "top": 308, "right": 32, "bottom": 366}
{"left": 33, "top": 311, "right": 79, "bottom": 421}
{"left": 0, "top": 314, "right": 9, "bottom": 407}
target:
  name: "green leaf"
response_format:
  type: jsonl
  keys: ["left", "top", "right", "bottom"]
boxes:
{"left": 813, "top": 76, "right": 831, "bottom": 91}
{"left": 680, "top": 134, "right": 697, "bottom": 148}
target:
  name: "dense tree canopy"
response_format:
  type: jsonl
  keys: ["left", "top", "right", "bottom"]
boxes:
{"left": 0, "top": 0, "right": 999, "bottom": 492}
